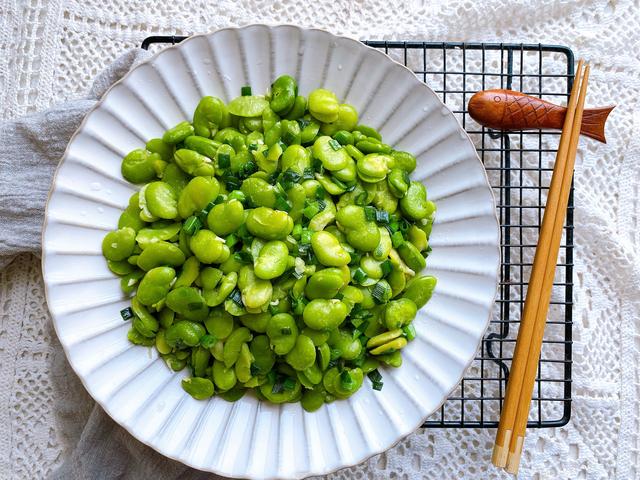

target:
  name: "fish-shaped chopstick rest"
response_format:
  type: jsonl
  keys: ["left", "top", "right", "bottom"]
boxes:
{"left": 468, "top": 89, "right": 614, "bottom": 143}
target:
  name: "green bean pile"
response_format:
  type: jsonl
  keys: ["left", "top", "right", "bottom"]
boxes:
{"left": 102, "top": 75, "right": 437, "bottom": 411}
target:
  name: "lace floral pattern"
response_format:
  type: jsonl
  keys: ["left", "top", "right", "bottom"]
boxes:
{"left": 1, "top": 1, "right": 639, "bottom": 478}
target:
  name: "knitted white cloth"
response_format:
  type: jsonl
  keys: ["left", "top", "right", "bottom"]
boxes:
{"left": 1, "top": 1, "right": 639, "bottom": 479}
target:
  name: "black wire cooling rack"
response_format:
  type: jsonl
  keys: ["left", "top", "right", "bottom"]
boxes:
{"left": 141, "top": 37, "right": 574, "bottom": 429}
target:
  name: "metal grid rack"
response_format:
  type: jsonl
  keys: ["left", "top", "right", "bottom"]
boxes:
{"left": 141, "top": 37, "right": 574, "bottom": 429}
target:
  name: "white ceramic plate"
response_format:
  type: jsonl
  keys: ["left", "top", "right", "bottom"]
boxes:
{"left": 42, "top": 25, "right": 500, "bottom": 480}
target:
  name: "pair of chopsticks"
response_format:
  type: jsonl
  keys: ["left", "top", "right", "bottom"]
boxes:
{"left": 492, "top": 60, "right": 590, "bottom": 474}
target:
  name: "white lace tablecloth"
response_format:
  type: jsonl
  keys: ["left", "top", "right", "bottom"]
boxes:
{"left": 1, "top": 1, "right": 639, "bottom": 478}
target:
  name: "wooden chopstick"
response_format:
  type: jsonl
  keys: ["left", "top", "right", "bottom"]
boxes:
{"left": 504, "top": 62, "right": 590, "bottom": 474}
{"left": 491, "top": 60, "right": 589, "bottom": 471}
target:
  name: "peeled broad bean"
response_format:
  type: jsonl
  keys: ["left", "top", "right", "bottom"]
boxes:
{"left": 308, "top": 89, "right": 339, "bottom": 123}
{"left": 207, "top": 199, "right": 244, "bottom": 236}
{"left": 400, "top": 181, "right": 430, "bottom": 221}
{"left": 402, "top": 275, "right": 437, "bottom": 308}
{"left": 245, "top": 207, "right": 293, "bottom": 240}
{"left": 254, "top": 241, "right": 288, "bottom": 279}
{"left": 136, "top": 266, "right": 175, "bottom": 306}
{"left": 102, "top": 227, "right": 136, "bottom": 261}
{"left": 302, "top": 299, "right": 348, "bottom": 331}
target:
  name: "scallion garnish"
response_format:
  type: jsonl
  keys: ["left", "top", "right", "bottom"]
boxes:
{"left": 391, "top": 231, "right": 405, "bottom": 248}
{"left": 353, "top": 267, "right": 368, "bottom": 285}
{"left": 282, "top": 130, "right": 296, "bottom": 145}
{"left": 364, "top": 205, "right": 377, "bottom": 221}
{"left": 375, "top": 209, "right": 390, "bottom": 224}
{"left": 274, "top": 193, "right": 291, "bottom": 212}
{"left": 300, "top": 229, "right": 312, "bottom": 245}
{"left": 183, "top": 216, "right": 203, "bottom": 235}
{"left": 380, "top": 259, "right": 393, "bottom": 277}
{"left": 371, "top": 280, "right": 392, "bottom": 304}
{"left": 283, "top": 377, "right": 296, "bottom": 391}
{"left": 120, "top": 307, "right": 133, "bottom": 321}
{"left": 328, "top": 138, "right": 342, "bottom": 151}
{"left": 218, "top": 152, "right": 231, "bottom": 169}
{"left": 200, "top": 334, "right": 217, "bottom": 348}
{"left": 233, "top": 251, "right": 253, "bottom": 264}
{"left": 403, "top": 324, "right": 417, "bottom": 341}
{"left": 241, "top": 85, "right": 252, "bottom": 96}
{"left": 229, "top": 288, "right": 243, "bottom": 306}
{"left": 302, "top": 167, "right": 315, "bottom": 180}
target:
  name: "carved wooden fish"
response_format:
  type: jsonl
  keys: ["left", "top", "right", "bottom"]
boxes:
{"left": 468, "top": 89, "right": 614, "bottom": 143}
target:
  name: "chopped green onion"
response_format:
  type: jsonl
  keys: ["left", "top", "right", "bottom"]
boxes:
{"left": 225, "top": 233, "right": 239, "bottom": 248}
{"left": 349, "top": 251, "right": 363, "bottom": 266}
{"left": 241, "top": 160, "right": 258, "bottom": 176}
{"left": 183, "top": 216, "right": 203, "bottom": 235}
{"left": 268, "top": 303, "right": 280, "bottom": 315}
{"left": 229, "top": 288, "right": 243, "bottom": 306}
{"left": 300, "top": 229, "right": 312, "bottom": 245}
{"left": 352, "top": 320, "right": 369, "bottom": 338}
{"left": 345, "top": 182, "right": 357, "bottom": 192}
{"left": 241, "top": 85, "right": 252, "bottom": 96}
{"left": 291, "top": 296, "right": 307, "bottom": 315}
{"left": 282, "top": 130, "right": 296, "bottom": 145}
{"left": 333, "top": 130, "right": 352, "bottom": 145}
{"left": 297, "top": 118, "right": 311, "bottom": 129}
{"left": 403, "top": 324, "right": 417, "bottom": 341}
{"left": 277, "top": 140, "right": 287, "bottom": 152}
{"left": 334, "top": 292, "right": 344, "bottom": 300}
{"left": 250, "top": 364, "right": 262, "bottom": 376}
{"left": 391, "top": 231, "right": 405, "bottom": 248}
{"left": 328, "top": 138, "right": 342, "bottom": 151}
{"left": 312, "top": 158, "right": 324, "bottom": 173}
{"left": 302, "top": 167, "right": 315, "bottom": 180}
{"left": 284, "top": 170, "right": 302, "bottom": 183}
{"left": 200, "top": 334, "right": 217, "bottom": 348}
{"left": 380, "top": 259, "right": 393, "bottom": 277}
{"left": 201, "top": 200, "right": 217, "bottom": 216}
{"left": 340, "top": 370, "right": 354, "bottom": 389}
{"left": 315, "top": 187, "right": 326, "bottom": 200}
{"left": 371, "top": 280, "right": 392, "bottom": 304}
{"left": 426, "top": 245, "right": 433, "bottom": 254}
{"left": 120, "top": 307, "right": 133, "bottom": 321}
{"left": 236, "top": 224, "right": 252, "bottom": 240}
{"left": 372, "top": 381, "right": 384, "bottom": 391}
{"left": 353, "top": 267, "right": 368, "bottom": 284}
{"left": 187, "top": 301, "right": 204, "bottom": 311}
{"left": 355, "top": 192, "right": 368, "bottom": 206}
{"left": 271, "top": 379, "right": 284, "bottom": 394}
{"left": 218, "top": 152, "right": 231, "bottom": 169}
{"left": 223, "top": 175, "right": 241, "bottom": 190}
{"left": 248, "top": 143, "right": 258, "bottom": 152}
{"left": 292, "top": 223, "right": 303, "bottom": 239}
{"left": 367, "top": 369, "right": 382, "bottom": 383}
{"left": 387, "top": 222, "right": 399, "bottom": 233}
{"left": 316, "top": 199, "right": 327, "bottom": 212}
{"left": 280, "top": 327, "right": 292, "bottom": 335}
{"left": 330, "top": 348, "right": 343, "bottom": 361}
{"left": 283, "top": 377, "right": 296, "bottom": 391}
{"left": 274, "top": 194, "right": 292, "bottom": 212}
{"left": 364, "top": 205, "right": 377, "bottom": 221}
{"left": 331, "top": 176, "right": 348, "bottom": 189}
{"left": 227, "top": 190, "right": 246, "bottom": 203}
{"left": 303, "top": 203, "right": 320, "bottom": 219}
{"left": 375, "top": 210, "right": 390, "bottom": 224}
{"left": 233, "top": 251, "right": 253, "bottom": 264}
{"left": 398, "top": 219, "right": 410, "bottom": 232}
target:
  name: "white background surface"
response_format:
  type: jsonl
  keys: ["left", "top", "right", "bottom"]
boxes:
{"left": 1, "top": 1, "right": 639, "bottom": 479}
